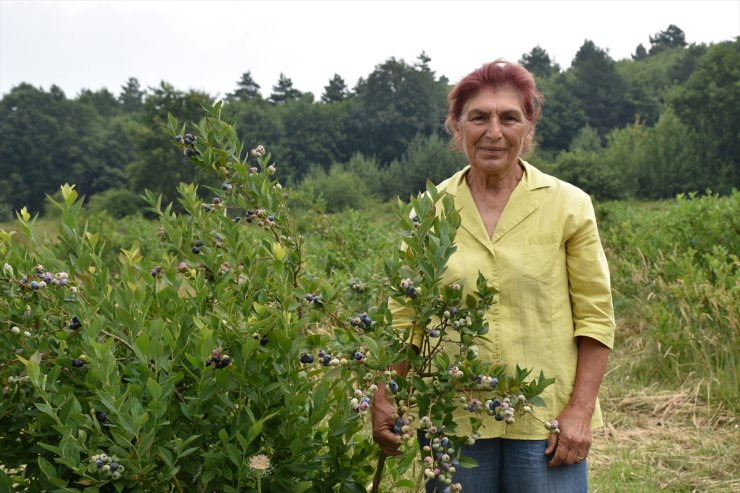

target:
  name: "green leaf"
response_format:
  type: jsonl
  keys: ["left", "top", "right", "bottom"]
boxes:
{"left": 457, "top": 455, "right": 479, "bottom": 469}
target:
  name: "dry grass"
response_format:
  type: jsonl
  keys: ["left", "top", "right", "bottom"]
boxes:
{"left": 589, "top": 333, "right": 740, "bottom": 493}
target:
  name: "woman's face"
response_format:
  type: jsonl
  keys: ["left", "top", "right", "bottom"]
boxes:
{"left": 455, "top": 85, "right": 533, "bottom": 177}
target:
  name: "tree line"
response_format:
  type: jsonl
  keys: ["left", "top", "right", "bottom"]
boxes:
{"left": 0, "top": 25, "right": 737, "bottom": 217}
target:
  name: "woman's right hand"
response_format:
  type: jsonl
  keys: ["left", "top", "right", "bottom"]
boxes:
{"left": 371, "top": 388, "right": 402, "bottom": 456}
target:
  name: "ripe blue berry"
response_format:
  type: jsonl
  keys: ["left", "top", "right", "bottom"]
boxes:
{"left": 110, "top": 462, "right": 119, "bottom": 471}
{"left": 215, "top": 356, "right": 231, "bottom": 368}
{"left": 69, "top": 316, "right": 82, "bottom": 330}
{"left": 299, "top": 353, "right": 314, "bottom": 364}
{"left": 72, "top": 358, "right": 84, "bottom": 368}
{"left": 388, "top": 380, "right": 399, "bottom": 393}
{"left": 322, "top": 355, "right": 332, "bottom": 366}
{"left": 354, "top": 351, "right": 364, "bottom": 361}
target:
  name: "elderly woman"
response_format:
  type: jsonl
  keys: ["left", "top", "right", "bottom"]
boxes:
{"left": 372, "top": 60, "right": 615, "bottom": 492}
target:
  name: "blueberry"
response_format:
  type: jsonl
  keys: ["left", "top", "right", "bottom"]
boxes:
{"left": 110, "top": 462, "right": 119, "bottom": 471}
{"left": 388, "top": 380, "right": 399, "bottom": 393}
{"left": 70, "top": 316, "right": 82, "bottom": 330}
{"left": 300, "top": 353, "right": 314, "bottom": 364}
{"left": 195, "top": 240, "right": 204, "bottom": 247}
{"left": 95, "top": 411, "right": 108, "bottom": 424}
{"left": 354, "top": 351, "right": 364, "bottom": 361}
{"left": 216, "top": 356, "right": 231, "bottom": 368}
{"left": 490, "top": 377, "right": 499, "bottom": 389}
{"left": 175, "top": 134, "right": 183, "bottom": 143}
{"left": 260, "top": 335, "right": 268, "bottom": 346}
{"left": 30, "top": 281, "right": 39, "bottom": 289}
{"left": 305, "top": 294, "right": 314, "bottom": 302}
{"left": 449, "top": 307, "right": 458, "bottom": 317}
{"left": 96, "top": 459, "right": 104, "bottom": 468}
{"left": 185, "top": 148, "right": 197, "bottom": 157}
{"left": 323, "top": 355, "right": 332, "bottom": 366}
{"left": 72, "top": 358, "right": 84, "bottom": 368}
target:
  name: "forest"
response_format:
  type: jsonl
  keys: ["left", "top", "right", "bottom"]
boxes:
{"left": 0, "top": 25, "right": 738, "bottom": 218}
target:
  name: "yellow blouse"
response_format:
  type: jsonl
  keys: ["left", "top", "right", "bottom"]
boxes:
{"left": 391, "top": 160, "right": 615, "bottom": 439}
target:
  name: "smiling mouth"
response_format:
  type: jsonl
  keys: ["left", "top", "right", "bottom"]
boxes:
{"left": 480, "top": 147, "right": 507, "bottom": 153}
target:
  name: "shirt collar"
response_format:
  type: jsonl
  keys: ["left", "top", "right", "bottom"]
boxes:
{"left": 441, "top": 159, "right": 555, "bottom": 196}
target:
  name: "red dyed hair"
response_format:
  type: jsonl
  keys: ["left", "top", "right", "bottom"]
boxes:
{"left": 445, "top": 59, "right": 543, "bottom": 139}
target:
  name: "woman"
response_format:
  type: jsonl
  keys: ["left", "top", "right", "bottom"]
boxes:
{"left": 372, "top": 60, "right": 615, "bottom": 492}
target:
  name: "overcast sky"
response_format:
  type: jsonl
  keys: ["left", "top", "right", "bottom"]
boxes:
{"left": 1, "top": 0, "right": 738, "bottom": 100}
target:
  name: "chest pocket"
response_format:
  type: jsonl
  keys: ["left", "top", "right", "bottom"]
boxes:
{"left": 522, "top": 232, "right": 561, "bottom": 284}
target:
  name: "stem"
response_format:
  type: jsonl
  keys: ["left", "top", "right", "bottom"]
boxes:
{"left": 371, "top": 452, "right": 387, "bottom": 493}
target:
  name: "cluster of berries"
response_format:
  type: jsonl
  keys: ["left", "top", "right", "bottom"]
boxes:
{"left": 94, "top": 409, "right": 110, "bottom": 426}
{"left": 178, "top": 261, "right": 197, "bottom": 278}
{"left": 89, "top": 452, "right": 125, "bottom": 480}
{"left": 245, "top": 208, "right": 276, "bottom": 227}
{"left": 191, "top": 240, "right": 205, "bottom": 254}
{"left": 18, "top": 265, "right": 75, "bottom": 292}
{"left": 10, "top": 326, "right": 32, "bottom": 338}
{"left": 392, "top": 415, "right": 416, "bottom": 444}
{"left": 6, "top": 375, "right": 31, "bottom": 384}
{"left": 347, "top": 279, "right": 368, "bottom": 294}
{"left": 252, "top": 333, "right": 269, "bottom": 346}
{"left": 400, "top": 278, "right": 420, "bottom": 298}
{"left": 250, "top": 145, "right": 266, "bottom": 157}
{"left": 175, "top": 133, "right": 198, "bottom": 157}
{"left": 350, "top": 387, "right": 373, "bottom": 415}
{"left": 544, "top": 419, "right": 561, "bottom": 434}
{"left": 149, "top": 265, "right": 163, "bottom": 277}
{"left": 300, "top": 348, "right": 367, "bottom": 367}
{"left": 205, "top": 348, "right": 231, "bottom": 369}
{"left": 349, "top": 312, "right": 373, "bottom": 329}
{"left": 72, "top": 354, "right": 88, "bottom": 368}
{"left": 418, "top": 417, "right": 463, "bottom": 491}
{"left": 304, "top": 293, "right": 324, "bottom": 307}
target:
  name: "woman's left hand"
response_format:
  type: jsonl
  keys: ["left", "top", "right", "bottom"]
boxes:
{"left": 544, "top": 405, "right": 592, "bottom": 467}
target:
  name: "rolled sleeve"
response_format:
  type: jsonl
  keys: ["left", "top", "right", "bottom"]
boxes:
{"left": 566, "top": 196, "right": 616, "bottom": 349}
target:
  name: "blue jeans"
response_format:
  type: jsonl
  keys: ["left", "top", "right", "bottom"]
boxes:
{"left": 422, "top": 437, "right": 587, "bottom": 493}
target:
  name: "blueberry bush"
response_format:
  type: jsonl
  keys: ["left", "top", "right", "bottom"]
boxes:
{"left": 0, "top": 103, "right": 555, "bottom": 492}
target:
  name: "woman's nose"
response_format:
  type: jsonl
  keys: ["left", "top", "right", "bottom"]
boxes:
{"left": 485, "top": 118, "right": 502, "bottom": 139}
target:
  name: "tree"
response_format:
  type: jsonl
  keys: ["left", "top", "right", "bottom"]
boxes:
{"left": 536, "top": 75, "right": 587, "bottom": 151}
{"left": 566, "top": 40, "right": 633, "bottom": 138}
{"left": 119, "top": 77, "right": 144, "bottom": 113}
{"left": 649, "top": 24, "right": 687, "bottom": 55}
{"left": 632, "top": 43, "right": 648, "bottom": 61}
{"left": 228, "top": 71, "right": 262, "bottom": 101}
{"left": 670, "top": 39, "right": 740, "bottom": 193}
{"left": 347, "top": 56, "right": 449, "bottom": 163}
{"left": 321, "top": 74, "right": 349, "bottom": 103}
{"left": 125, "top": 81, "right": 215, "bottom": 206}
{"left": 269, "top": 73, "right": 302, "bottom": 104}
{"left": 520, "top": 46, "right": 560, "bottom": 79}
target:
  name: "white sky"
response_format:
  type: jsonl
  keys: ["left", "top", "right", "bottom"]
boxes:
{"left": 1, "top": 0, "right": 738, "bottom": 100}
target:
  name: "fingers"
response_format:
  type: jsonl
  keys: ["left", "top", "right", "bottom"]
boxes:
{"left": 546, "top": 433, "right": 592, "bottom": 468}
{"left": 373, "top": 427, "right": 402, "bottom": 456}
{"left": 544, "top": 432, "right": 558, "bottom": 456}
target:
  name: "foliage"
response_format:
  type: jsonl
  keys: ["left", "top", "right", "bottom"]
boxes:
{"left": 598, "top": 192, "right": 740, "bottom": 412}
{"left": 2, "top": 34, "right": 739, "bottom": 214}
{"left": 670, "top": 39, "right": 740, "bottom": 194}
